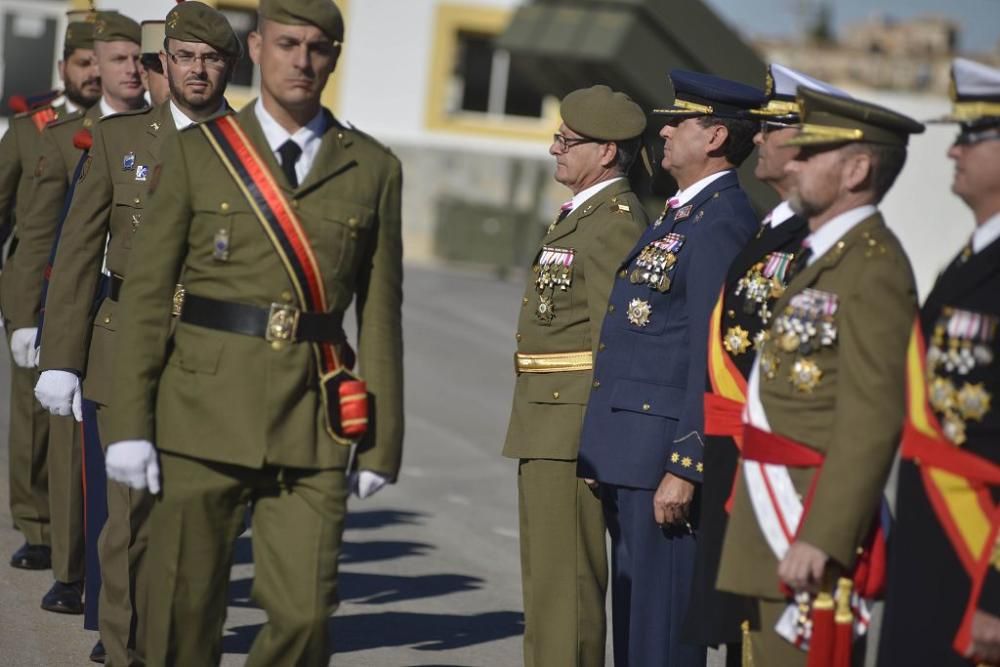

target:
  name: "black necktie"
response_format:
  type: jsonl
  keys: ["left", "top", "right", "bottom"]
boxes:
{"left": 278, "top": 140, "right": 302, "bottom": 188}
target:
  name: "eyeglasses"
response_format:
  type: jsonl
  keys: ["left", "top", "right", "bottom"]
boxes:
{"left": 164, "top": 49, "right": 229, "bottom": 70}
{"left": 759, "top": 120, "right": 793, "bottom": 136}
{"left": 552, "top": 133, "right": 601, "bottom": 151}
{"left": 953, "top": 126, "right": 1000, "bottom": 147}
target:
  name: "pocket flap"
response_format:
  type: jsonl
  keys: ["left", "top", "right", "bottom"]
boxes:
{"left": 113, "top": 183, "right": 145, "bottom": 208}
{"left": 169, "top": 328, "right": 223, "bottom": 375}
{"left": 321, "top": 201, "right": 375, "bottom": 229}
{"left": 92, "top": 298, "right": 117, "bottom": 332}
{"left": 609, "top": 379, "right": 683, "bottom": 418}
{"left": 520, "top": 371, "right": 591, "bottom": 405}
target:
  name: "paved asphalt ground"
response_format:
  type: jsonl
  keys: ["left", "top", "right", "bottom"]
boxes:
{"left": 0, "top": 264, "right": 734, "bottom": 666}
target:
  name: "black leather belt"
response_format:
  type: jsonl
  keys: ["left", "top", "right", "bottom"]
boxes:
{"left": 109, "top": 274, "right": 124, "bottom": 301}
{"left": 179, "top": 293, "right": 345, "bottom": 344}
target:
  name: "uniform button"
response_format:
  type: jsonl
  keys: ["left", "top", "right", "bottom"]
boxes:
{"left": 727, "top": 310, "right": 736, "bottom": 319}
{"left": 592, "top": 379, "right": 601, "bottom": 389}
{"left": 522, "top": 297, "right": 528, "bottom": 305}
{"left": 337, "top": 132, "right": 344, "bottom": 140}
{"left": 103, "top": 316, "right": 111, "bottom": 324}
{"left": 350, "top": 231, "right": 358, "bottom": 240}
{"left": 618, "top": 270, "right": 626, "bottom": 278}
{"left": 642, "top": 403, "right": 651, "bottom": 411}
{"left": 348, "top": 217, "right": 358, "bottom": 227}
{"left": 607, "top": 304, "right": 615, "bottom": 313}
{"left": 133, "top": 197, "right": 141, "bottom": 205}
{"left": 220, "top": 202, "right": 229, "bottom": 211}
{"left": 270, "top": 340, "right": 284, "bottom": 351}
{"left": 281, "top": 290, "right": 293, "bottom": 303}
{"left": 552, "top": 391, "right": 560, "bottom": 399}
{"left": 598, "top": 342, "right": 606, "bottom": 352}
{"left": 515, "top": 333, "right": 522, "bottom": 342}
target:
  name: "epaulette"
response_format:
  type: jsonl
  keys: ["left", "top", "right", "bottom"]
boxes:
{"left": 46, "top": 109, "right": 86, "bottom": 130}
{"left": 98, "top": 105, "right": 154, "bottom": 124}
{"left": 16, "top": 104, "right": 60, "bottom": 133}
{"left": 607, "top": 198, "right": 633, "bottom": 215}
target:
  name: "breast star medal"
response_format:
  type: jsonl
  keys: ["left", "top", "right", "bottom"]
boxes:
{"left": 724, "top": 326, "right": 751, "bottom": 355}
{"left": 627, "top": 298, "right": 652, "bottom": 327}
{"left": 790, "top": 358, "right": 822, "bottom": 392}
{"left": 537, "top": 295, "right": 555, "bottom": 324}
{"left": 929, "top": 376, "right": 957, "bottom": 413}
{"left": 956, "top": 382, "right": 991, "bottom": 422}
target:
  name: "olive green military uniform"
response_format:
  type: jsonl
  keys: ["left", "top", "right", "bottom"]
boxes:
{"left": 716, "top": 89, "right": 924, "bottom": 665}
{"left": 41, "top": 102, "right": 184, "bottom": 667}
{"left": 0, "top": 104, "right": 91, "bottom": 584}
{"left": 501, "top": 86, "right": 648, "bottom": 667}
{"left": 106, "top": 99, "right": 403, "bottom": 665}
{"left": 0, "top": 104, "right": 73, "bottom": 553}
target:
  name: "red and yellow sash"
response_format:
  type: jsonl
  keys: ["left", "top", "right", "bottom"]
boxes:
{"left": 704, "top": 288, "right": 749, "bottom": 444}
{"left": 899, "top": 318, "right": 1000, "bottom": 655}
{"left": 201, "top": 115, "right": 367, "bottom": 444}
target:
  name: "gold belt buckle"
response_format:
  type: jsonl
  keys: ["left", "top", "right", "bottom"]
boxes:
{"left": 266, "top": 303, "right": 300, "bottom": 342}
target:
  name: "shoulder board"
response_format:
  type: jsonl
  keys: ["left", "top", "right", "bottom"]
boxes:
{"left": 46, "top": 109, "right": 86, "bottom": 129}
{"left": 343, "top": 122, "right": 394, "bottom": 156}
{"left": 98, "top": 105, "right": 153, "bottom": 123}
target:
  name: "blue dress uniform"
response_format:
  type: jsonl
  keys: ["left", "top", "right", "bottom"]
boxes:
{"left": 578, "top": 71, "right": 764, "bottom": 666}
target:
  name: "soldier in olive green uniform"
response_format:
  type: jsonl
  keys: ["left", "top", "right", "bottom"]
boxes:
{"left": 716, "top": 89, "right": 925, "bottom": 665}
{"left": 502, "top": 86, "right": 648, "bottom": 667}
{"left": 35, "top": 5, "right": 238, "bottom": 664}
{"left": 0, "top": 11, "right": 99, "bottom": 587}
{"left": 103, "top": 1, "right": 403, "bottom": 663}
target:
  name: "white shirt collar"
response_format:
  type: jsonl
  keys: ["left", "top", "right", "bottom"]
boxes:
{"left": 972, "top": 211, "right": 1000, "bottom": 254}
{"left": 168, "top": 101, "right": 196, "bottom": 130}
{"left": 766, "top": 201, "right": 796, "bottom": 228}
{"left": 63, "top": 99, "right": 78, "bottom": 114}
{"left": 98, "top": 96, "right": 117, "bottom": 118}
{"left": 805, "top": 204, "right": 878, "bottom": 266}
{"left": 672, "top": 169, "right": 732, "bottom": 207}
{"left": 570, "top": 177, "right": 624, "bottom": 212}
{"left": 254, "top": 98, "right": 328, "bottom": 185}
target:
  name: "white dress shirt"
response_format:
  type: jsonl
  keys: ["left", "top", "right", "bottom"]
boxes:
{"left": 765, "top": 200, "right": 796, "bottom": 229}
{"left": 672, "top": 169, "right": 732, "bottom": 207}
{"left": 254, "top": 98, "right": 327, "bottom": 186}
{"left": 569, "top": 177, "right": 625, "bottom": 213}
{"left": 972, "top": 211, "right": 1000, "bottom": 254}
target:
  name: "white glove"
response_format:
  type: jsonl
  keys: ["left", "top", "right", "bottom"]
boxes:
{"left": 34, "top": 369, "right": 83, "bottom": 421}
{"left": 349, "top": 470, "right": 390, "bottom": 499}
{"left": 105, "top": 440, "right": 160, "bottom": 494}
{"left": 10, "top": 328, "right": 38, "bottom": 368}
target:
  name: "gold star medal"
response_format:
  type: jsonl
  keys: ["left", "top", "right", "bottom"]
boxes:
{"left": 724, "top": 326, "right": 752, "bottom": 355}
{"left": 929, "top": 376, "right": 957, "bottom": 413}
{"left": 957, "top": 382, "right": 991, "bottom": 421}
{"left": 790, "top": 358, "right": 822, "bottom": 392}
{"left": 943, "top": 413, "right": 967, "bottom": 445}
{"left": 536, "top": 295, "right": 555, "bottom": 324}
{"left": 627, "top": 298, "right": 652, "bottom": 327}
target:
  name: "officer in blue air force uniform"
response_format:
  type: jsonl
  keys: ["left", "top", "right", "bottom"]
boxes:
{"left": 577, "top": 70, "right": 765, "bottom": 666}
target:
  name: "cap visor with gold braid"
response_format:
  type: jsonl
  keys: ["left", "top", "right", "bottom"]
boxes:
{"left": 784, "top": 86, "right": 925, "bottom": 148}
{"left": 928, "top": 58, "right": 1000, "bottom": 127}
{"left": 751, "top": 63, "right": 851, "bottom": 124}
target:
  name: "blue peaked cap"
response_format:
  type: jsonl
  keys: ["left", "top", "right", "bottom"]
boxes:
{"left": 653, "top": 69, "right": 767, "bottom": 120}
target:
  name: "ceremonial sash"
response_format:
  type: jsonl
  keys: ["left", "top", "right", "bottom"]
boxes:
{"left": 201, "top": 115, "right": 367, "bottom": 444}
{"left": 704, "top": 289, "right": 749, "bottom": 442}
{"left": 899, "top": 319, "right": 1000, "bottom": 655}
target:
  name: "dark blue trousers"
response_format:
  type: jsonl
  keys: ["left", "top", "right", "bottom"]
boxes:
{"left": 602, "top": 484, "right": 705, "bottom": 667}
{"left": 82, "top": 398, "right": 106, "bottom": 631}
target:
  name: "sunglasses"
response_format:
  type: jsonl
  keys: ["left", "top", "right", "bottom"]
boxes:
{"left": 953, "top": 126, "right": 1000, "bottom": 147}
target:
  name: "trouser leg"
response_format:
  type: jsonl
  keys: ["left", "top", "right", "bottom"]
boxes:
{"left": 517, "top": 458, "right": 608, "bottom": 667}
{"left": 48, "top": 413, "right": 84, "bottom": 583}
{"left": 7, "top": 362, "right": 50, "bottom": 545}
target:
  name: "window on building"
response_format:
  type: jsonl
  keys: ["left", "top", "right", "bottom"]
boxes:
{"left": 0, "top": 5, "right": 59, "bottom": 118}
{"left": 451, "top": 30, "right": 544, "bottom": 119}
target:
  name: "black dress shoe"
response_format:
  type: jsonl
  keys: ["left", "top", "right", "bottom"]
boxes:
{"left": 41, "top": 580, "right": 84, "bottom": 614}
{"left": 89, "top": 640, "right": 106, "bottom": 664}
{"left": 9, "top": 542, "right": 51, "bottom": 570}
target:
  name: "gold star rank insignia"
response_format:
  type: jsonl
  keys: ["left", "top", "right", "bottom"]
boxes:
{"left": 724, "top": 326, "right": 752, "bottom": 355}
{"left": 671, "top": 452, "right": 680, "bottom": 463}
{"left": 681, "top": 456, "right": 693, "bottom": 468}
{"left": 790, "top": 358, "right": 822, "bottom": 393}
{"left": 627, "top": 298, "right": 652, "bottom": 327}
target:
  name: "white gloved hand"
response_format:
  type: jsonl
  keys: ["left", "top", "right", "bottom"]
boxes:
{"left": 35, "top": 369, "right": 83, "bottom": 421}
{"left": 349, "top": 470, "right": 390, "bottom": 499}
{"left": 10, "top": 328, "right": 39, "bottom": 368}
{"left": 105, "top": 440, "right": 160, "bottom": 494}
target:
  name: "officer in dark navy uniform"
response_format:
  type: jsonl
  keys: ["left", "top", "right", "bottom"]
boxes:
{"left": 682, "top": 64, "right": 849, "bottom": 663}
{"left": 879, "top": 57, "right": 1000, "bottom": 667}
{"left": 577, "top": 70, "right": 764, "bottom": 667}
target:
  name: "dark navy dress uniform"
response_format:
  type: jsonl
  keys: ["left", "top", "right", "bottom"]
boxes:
{"left": 578, "top": 169, "right": 758, "bottom": 665}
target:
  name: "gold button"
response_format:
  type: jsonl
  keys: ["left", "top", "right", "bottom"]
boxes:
{"left": 553, "top": 391, "right": 560, "bottom": 399}
{"left": 592, "top": 379, "right": 601, "bottom": 389}
{"left": 337, "top": 132, "right": 344, "bottom": 140}
{"left": 220, "top": 202, "right": 229, "bottom": 211}
{"left": 103, "top": 316, "right": 111, "bottom": 324}
{"left": 642, "top": 403, "right": 651, "bottom": 411}
{"left": 515, "top": 333, "right": 522, "bottom": 342}
{"left": 133, "top": 197, "right": 141, "bottom": 205}
{"left": 598, "top": 342, "right": 606, "bottom": 351}
{"left": 270, "top": 340, "right": 284, "bottom": 351}
{"left": 608, "top": 304, "right": 615, "bottom": 313}
{"left": 350, "top": 231, "right": 358, "bottom": 240}
{"left": 618, "top": 270, "right": 626, "bottom": 278}
{"left": 348, "top": 217, "right": 358, "bottom": 227}
{"left": 522, "top": 297, "right": 529, "bottom": 305}
{"left": 281, "top": 290, "right": 293, "bottom": 303}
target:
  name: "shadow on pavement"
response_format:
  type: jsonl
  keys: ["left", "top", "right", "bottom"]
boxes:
{"left": 345, "top": 508, "right": 428, "bottom": 531}
{"left": 220, "top": 611, "right": 524, "bottom": 655}
{"left": 341, "top": 539, "right": 434, "bottom": 564}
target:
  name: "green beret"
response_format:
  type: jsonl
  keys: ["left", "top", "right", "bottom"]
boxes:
{"left": 93, "top": 11, "right": 141, "bottom": 45}
{"left": 259, "top": 0, "right": 345, "bottom": 43}
{"left": 786, "top": 87, "right": 925, "bottom": 148}
{"left": 141, "top": 21, "right": 165, "bottom": 56}
{"left": 65, "top": 16, "right": 97, "bottom": 52}
{"left": 166, "top": 1, "right": 242, "bottom": 58}
{"left": 560, "top": 85, "right": 646, "bottom": 141}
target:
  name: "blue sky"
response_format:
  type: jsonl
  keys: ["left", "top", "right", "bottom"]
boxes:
{"left": 703, "top": 0, "right": 1000, "bottom": 54}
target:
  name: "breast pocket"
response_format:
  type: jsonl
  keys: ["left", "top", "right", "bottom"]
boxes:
{"left": 112, "top": 184, "right": 145, "bottom": 249}
{"left": 307, "top": 200, "right": 376, "bottom": 278}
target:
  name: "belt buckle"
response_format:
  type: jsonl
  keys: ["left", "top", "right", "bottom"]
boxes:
{"left": 171, "top": 284, "right": 186, "bottom": 318}
{"left": 266, "top": 303, "right": 300, "bottom": 342}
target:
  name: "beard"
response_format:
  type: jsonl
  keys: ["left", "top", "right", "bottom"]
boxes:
{"left": 168, "top": 75, "right": 218, "bottom": 114}
{"left": 64, "top": 76, "right": 100, "bottom": 108}
{"left": 787, "top": 189, "right": 819, "bottom": 218}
